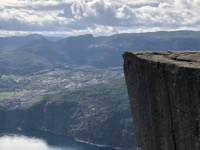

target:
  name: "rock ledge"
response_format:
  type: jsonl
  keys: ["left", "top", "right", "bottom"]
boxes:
{"left": 129, "top": 51, "right": 200, "bottom": 68}
{"left": 123, "top": 51, "right": 200, "bottom": 150}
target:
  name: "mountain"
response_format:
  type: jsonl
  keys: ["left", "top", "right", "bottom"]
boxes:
{"left": 0, "top": 78, "right": 135, "bottom": 149}
{"left": 0, "top": 34, "right": 44, "bottom": 50}
{"left": 1, "top": 30, "right": 200, "bottom": 149}
{"left": 0, "top": 30, "right": 200, "bottom": 75}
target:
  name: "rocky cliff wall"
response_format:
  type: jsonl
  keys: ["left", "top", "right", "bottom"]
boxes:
{"left": 123, "top": 51, "right": 200, "bottom": 150}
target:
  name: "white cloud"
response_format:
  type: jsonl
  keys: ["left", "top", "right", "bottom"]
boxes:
{"left": 69, "top": 0, "right": 118, "bottom": 23}
{"left": 62, "top": 0, "right": 137, "bottom": 26}
{"left": 0, "top": 0, "right": 200, "bottom": 37}
{"left": 0, "top": 8, "right": 57, "bottom": 30}
{"left": 116, "top": 5, "right": 136, "bottom": 20}
{"left": 2, "top": 0, "right": 62, "bottom": 7}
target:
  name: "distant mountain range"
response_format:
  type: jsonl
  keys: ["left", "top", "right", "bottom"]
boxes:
{"left": 0, "top": 30, "right": 200, "bottom": 75}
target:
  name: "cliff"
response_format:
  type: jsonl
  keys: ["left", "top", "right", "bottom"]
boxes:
{"left": 123, "top": 51, "right": 200, "bottom": 150}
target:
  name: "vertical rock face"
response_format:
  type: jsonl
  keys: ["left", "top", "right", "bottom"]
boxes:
{"left": 123, "top": 51, "right": 200, "bottom": 150}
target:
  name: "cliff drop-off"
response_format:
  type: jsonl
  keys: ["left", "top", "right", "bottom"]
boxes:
{"left": 123, "top": 51, "right": 200, "bottom": 150}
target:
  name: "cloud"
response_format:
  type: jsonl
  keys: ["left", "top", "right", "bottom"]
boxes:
{"left": 61, "top": 0, "right": 200, "bottom": 29}
{"left": 61, "top": 0, "right": 137, "bottom": 26}
{"left": 0, "top": 8, "right": 57, "bottom": 31}
{"left": 0, "top": 0, "right": 200, "bottom": 37}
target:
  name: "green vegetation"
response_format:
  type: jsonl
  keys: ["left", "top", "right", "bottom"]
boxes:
{"left": 0, "top": 63, "right": 133, "bottom": 148}
{"left": 1, "top": 74, "right": 16, "bottom": 82}
{"left": 42, "top": 78, "right": 134, "bottom": 148}
{"left": 0, "top": 90, "right": 30, "bottom": 98}
{"left": 46, "top": 78, "right": 129, "bottom": 110}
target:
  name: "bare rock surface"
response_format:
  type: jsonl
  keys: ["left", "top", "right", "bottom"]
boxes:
{"left": 123, "top": 51, "right": 200, "bottom": 150}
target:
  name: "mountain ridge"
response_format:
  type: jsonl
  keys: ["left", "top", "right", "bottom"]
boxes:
{"left": 1, "top": 30, "right": 200, "bottom": 75}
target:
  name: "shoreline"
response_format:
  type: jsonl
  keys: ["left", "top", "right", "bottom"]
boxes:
{"left": 0, "top": 128, "right": 131, "bottom": 150}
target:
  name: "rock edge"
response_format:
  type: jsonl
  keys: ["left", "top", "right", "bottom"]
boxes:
{"left": 123, "top": 51, "right": 200, "bottom": 150}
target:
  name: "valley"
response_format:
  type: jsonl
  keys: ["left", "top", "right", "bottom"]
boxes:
{"left": 1, "top": 30, "right": 200, "bottom": 149}
{"left": 0, "top": 66, "right": 134, "bottom": 149}
{"left": 0, "top": 66, "right": 123, "bottom": 109}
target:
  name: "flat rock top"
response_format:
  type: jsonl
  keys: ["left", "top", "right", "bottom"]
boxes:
{"left": 125, "top": 51, "right": 200, "bottom": 68}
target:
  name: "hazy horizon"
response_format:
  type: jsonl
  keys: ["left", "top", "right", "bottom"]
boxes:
{"left": 1, "top": 29, "right": 200, "bottom": 38}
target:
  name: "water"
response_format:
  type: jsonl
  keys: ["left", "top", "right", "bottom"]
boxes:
{"left": 0, "top": 130, "right": 115, "bottom": 150}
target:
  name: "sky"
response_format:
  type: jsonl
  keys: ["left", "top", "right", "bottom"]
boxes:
{"left": 0, "top": 0, "right": 200, "bottom": 37}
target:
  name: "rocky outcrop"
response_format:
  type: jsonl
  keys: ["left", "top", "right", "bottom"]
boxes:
{"left": 123, "top": 51, "right": 200, "bottom": 150}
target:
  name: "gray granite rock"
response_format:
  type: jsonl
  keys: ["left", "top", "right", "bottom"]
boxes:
{"left": 123, "top": 51, "right": 200, "bottom": 150}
